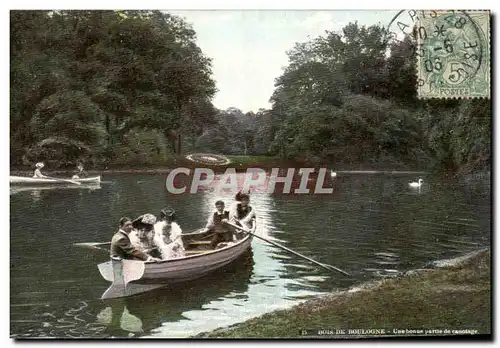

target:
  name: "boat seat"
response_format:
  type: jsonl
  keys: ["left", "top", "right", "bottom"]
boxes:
{"left": 184, "top": 250, "right": 211, "bottom": 255}
{"left": 187, "top": 241, "right": 212, "bottom": 246}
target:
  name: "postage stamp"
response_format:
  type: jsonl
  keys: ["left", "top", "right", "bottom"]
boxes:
{"left": 415, "top": 10, "right": 490, "bottom": 99}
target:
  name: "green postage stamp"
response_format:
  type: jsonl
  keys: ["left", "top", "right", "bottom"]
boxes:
{"left": 416, "top": 10, "right": 490, "bottom": 99}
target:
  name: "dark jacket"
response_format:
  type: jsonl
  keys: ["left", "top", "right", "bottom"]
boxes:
{"left": 110, "top": 230, "right": 150, "bottom": 261}
{"left": 205, "top": 211, "right": 230, "bottom": 232}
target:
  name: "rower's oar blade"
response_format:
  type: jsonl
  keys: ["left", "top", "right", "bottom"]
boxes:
{"left": 320, "top": 263, "right": 351, "bottom": 276}
{"left": 225, "top": 221, "right": 351, "bottom": 276}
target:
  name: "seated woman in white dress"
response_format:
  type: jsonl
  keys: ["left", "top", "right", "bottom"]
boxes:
{"left": 153, "top": 208, "right": 185, "bottom": 260}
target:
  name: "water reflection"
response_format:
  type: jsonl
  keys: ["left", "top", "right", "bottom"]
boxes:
{"left": 12, "top": 250, "right": 254, "bottom": 338}
{"left": 262, "top": 174, "right": 490, "bottom": 285}
{"left": 10, "top": 172, "right": 490, "bottom": 338}
{"left": 10, "top": 185, "right": 102, "bottom": 211}
{"left": 10, "top": 184, "right": 102, "bottom": 195}
{"left": 98, "top": 251, "right": 254, "bottom": 337}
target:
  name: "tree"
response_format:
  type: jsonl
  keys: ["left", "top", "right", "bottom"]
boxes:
{"left": 264, "top": 20, "right": 490, "bottom": 174}
{"left": 10, "top": 10, "right": 218, "bottom": 167}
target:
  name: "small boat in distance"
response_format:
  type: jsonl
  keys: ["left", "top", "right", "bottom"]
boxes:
{"left": 97, "top": 223, "right": 256, "bottom": 300}
{"left": 10, "top": 175, "right": 101, "bottom": 185}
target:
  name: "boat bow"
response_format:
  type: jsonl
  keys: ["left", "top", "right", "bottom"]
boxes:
{"left": 99, "top": 257, "right": 149, "bottom": 299}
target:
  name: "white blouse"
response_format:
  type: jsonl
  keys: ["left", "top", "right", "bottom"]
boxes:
{"left": 229, "top": 201, "right": 256, "bottom": 229}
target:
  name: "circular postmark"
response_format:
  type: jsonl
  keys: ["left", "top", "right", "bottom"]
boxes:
{"left": 384, "top": 10, "right": 487, "bottom": 96}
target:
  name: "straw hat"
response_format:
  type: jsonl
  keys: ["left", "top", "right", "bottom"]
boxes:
{"left": 141, "top": 213, "right": 157, "bottom": 225}
{"left": 35, "top": 162, "right": 44, "bottom": 169}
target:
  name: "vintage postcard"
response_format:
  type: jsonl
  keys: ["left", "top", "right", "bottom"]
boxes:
{"left": 10, "top": 9, "right": 491, "bottom": 340}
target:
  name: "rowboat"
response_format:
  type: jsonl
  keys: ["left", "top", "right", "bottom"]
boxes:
{"left": 97, "top": 223, "right": 255, "bottom": 299}
{"left": 10, "top": 175, "right": 101, "bottom": 185}
{"left": 96, "top": 252, "right": 253, "bottom": 336}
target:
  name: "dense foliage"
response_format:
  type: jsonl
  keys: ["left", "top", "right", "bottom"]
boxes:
{"left": 206, "top": 23, "right": 490, "bottom": 176}
{"left": 11, "top": 10, "right": 217, "bottom": 168}
{"left": 11, "top": 12, "right": 490, "bottom": 176}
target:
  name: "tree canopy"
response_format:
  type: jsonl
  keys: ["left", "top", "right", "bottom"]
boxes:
{"left": 11, "top": 12, "right": 490, "bottom": 176}
{"left": 206, "top": 22, "right": 490, "bottom": 176}
{"left": 11, "top": 10, "right": 217, "bottom": 168}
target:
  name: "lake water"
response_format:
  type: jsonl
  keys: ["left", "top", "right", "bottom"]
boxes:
{"left": 10, "top": 172, "right": 491, "bottom": 338}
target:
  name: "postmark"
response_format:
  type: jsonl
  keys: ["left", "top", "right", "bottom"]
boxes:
{"left": 386, "top": 10, "right": 490, "bottom": 99}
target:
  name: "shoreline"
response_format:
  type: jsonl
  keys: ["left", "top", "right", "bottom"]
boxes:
{"left": 10, "top": 155, "right": 434, "bottom": 176}
{"left": 9, "top": 168, "right": 430, "bottom": 176}
{"left": 9, "top": 156, "right": 305, "bottom": 176}
{"left": 193, "top": 248, "right": 491, "bottom": 339}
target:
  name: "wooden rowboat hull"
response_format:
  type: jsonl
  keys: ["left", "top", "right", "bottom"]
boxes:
{"left": 98, "top": 227, "right": 254, "bottom": 299}
{"left": 10, "top": 175, "right": 101, "bottom": 185}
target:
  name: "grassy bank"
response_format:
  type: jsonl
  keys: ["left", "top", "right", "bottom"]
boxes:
{"left": 199, "top": 249, "right": 491, "bottom": 338}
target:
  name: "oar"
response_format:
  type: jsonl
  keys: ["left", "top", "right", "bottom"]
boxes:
{"left": 73, "top": 229, "right": 204, "bottom": 249}
{"left": 45, "top": 176, "right": 81, "bottom": 185}
{"left": 225, "top": 221, "right": 351, "bottom": 276}
{"left": 74, "top": 242, "right": 111, "bottom": 249}
{"left": 74, "top": 242, "right": 157, "bottom": 254}
{"left": 78, "top": 244, "right": 110, "bottom": 252}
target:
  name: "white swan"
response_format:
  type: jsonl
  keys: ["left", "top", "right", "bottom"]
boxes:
{"left": 409, "top": 178, "right": 423, "bottom": 188}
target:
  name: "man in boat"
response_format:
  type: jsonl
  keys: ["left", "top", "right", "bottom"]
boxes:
{"left": 154, "top": 208, "right": 185, "bottom": 259}
{"left": 72, "top": 164, "right": 87, "bottom": 179}
{"left": 203, "top": 200, "right": 233, "bottom": 249}
{"left": 229, "top": 191, "right": 256, "bottom": 238}
{"left": 110, "top": 217, "right": 160, "bottom": 261}
{"left": 33, "top": 162, "right": 48, "bottom": 178}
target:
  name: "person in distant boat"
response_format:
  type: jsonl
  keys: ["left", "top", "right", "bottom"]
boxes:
{"left": 129, "top": 213, "right": 158, "bottom": 253}
{"left": 154, "top": 208, "right": 185, "bottom": 259}
{"left": 72, "top": 164, "right": 87, "bottom": 179}
{"left": 33, "top": 162, "right": 48, "bottom": 178}
{"left": 229, "top": 191, "right": 256, "bottom": 234}
{"left": 110, "top": 217, "right": 160, "bottom": 261}
{"left": 203, "top": 200, "right": 233, "bottom": 248}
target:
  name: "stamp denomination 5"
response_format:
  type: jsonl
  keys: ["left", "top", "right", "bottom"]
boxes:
{"left": 386, "top": 10, "right": 490, "bottom": 99}
{"left": 416, "top": 10, "right": 490, "bottom": 99}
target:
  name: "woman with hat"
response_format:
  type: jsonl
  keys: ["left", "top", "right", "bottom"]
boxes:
{"left": 154, "top": 208, "right": 185, "bottom": 259}
{"left": 129, "top": 213, "right": 158, "bottom": 253}
{"left": 229, "top": 190, "right": 256, "bottom": 232}
{"left": 33, "top": 162, "right": 48, "bottom": 178}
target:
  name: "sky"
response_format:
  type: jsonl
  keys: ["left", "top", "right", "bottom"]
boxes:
{"left": 167, "top": 10, "right": 400, "bottom": 112}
